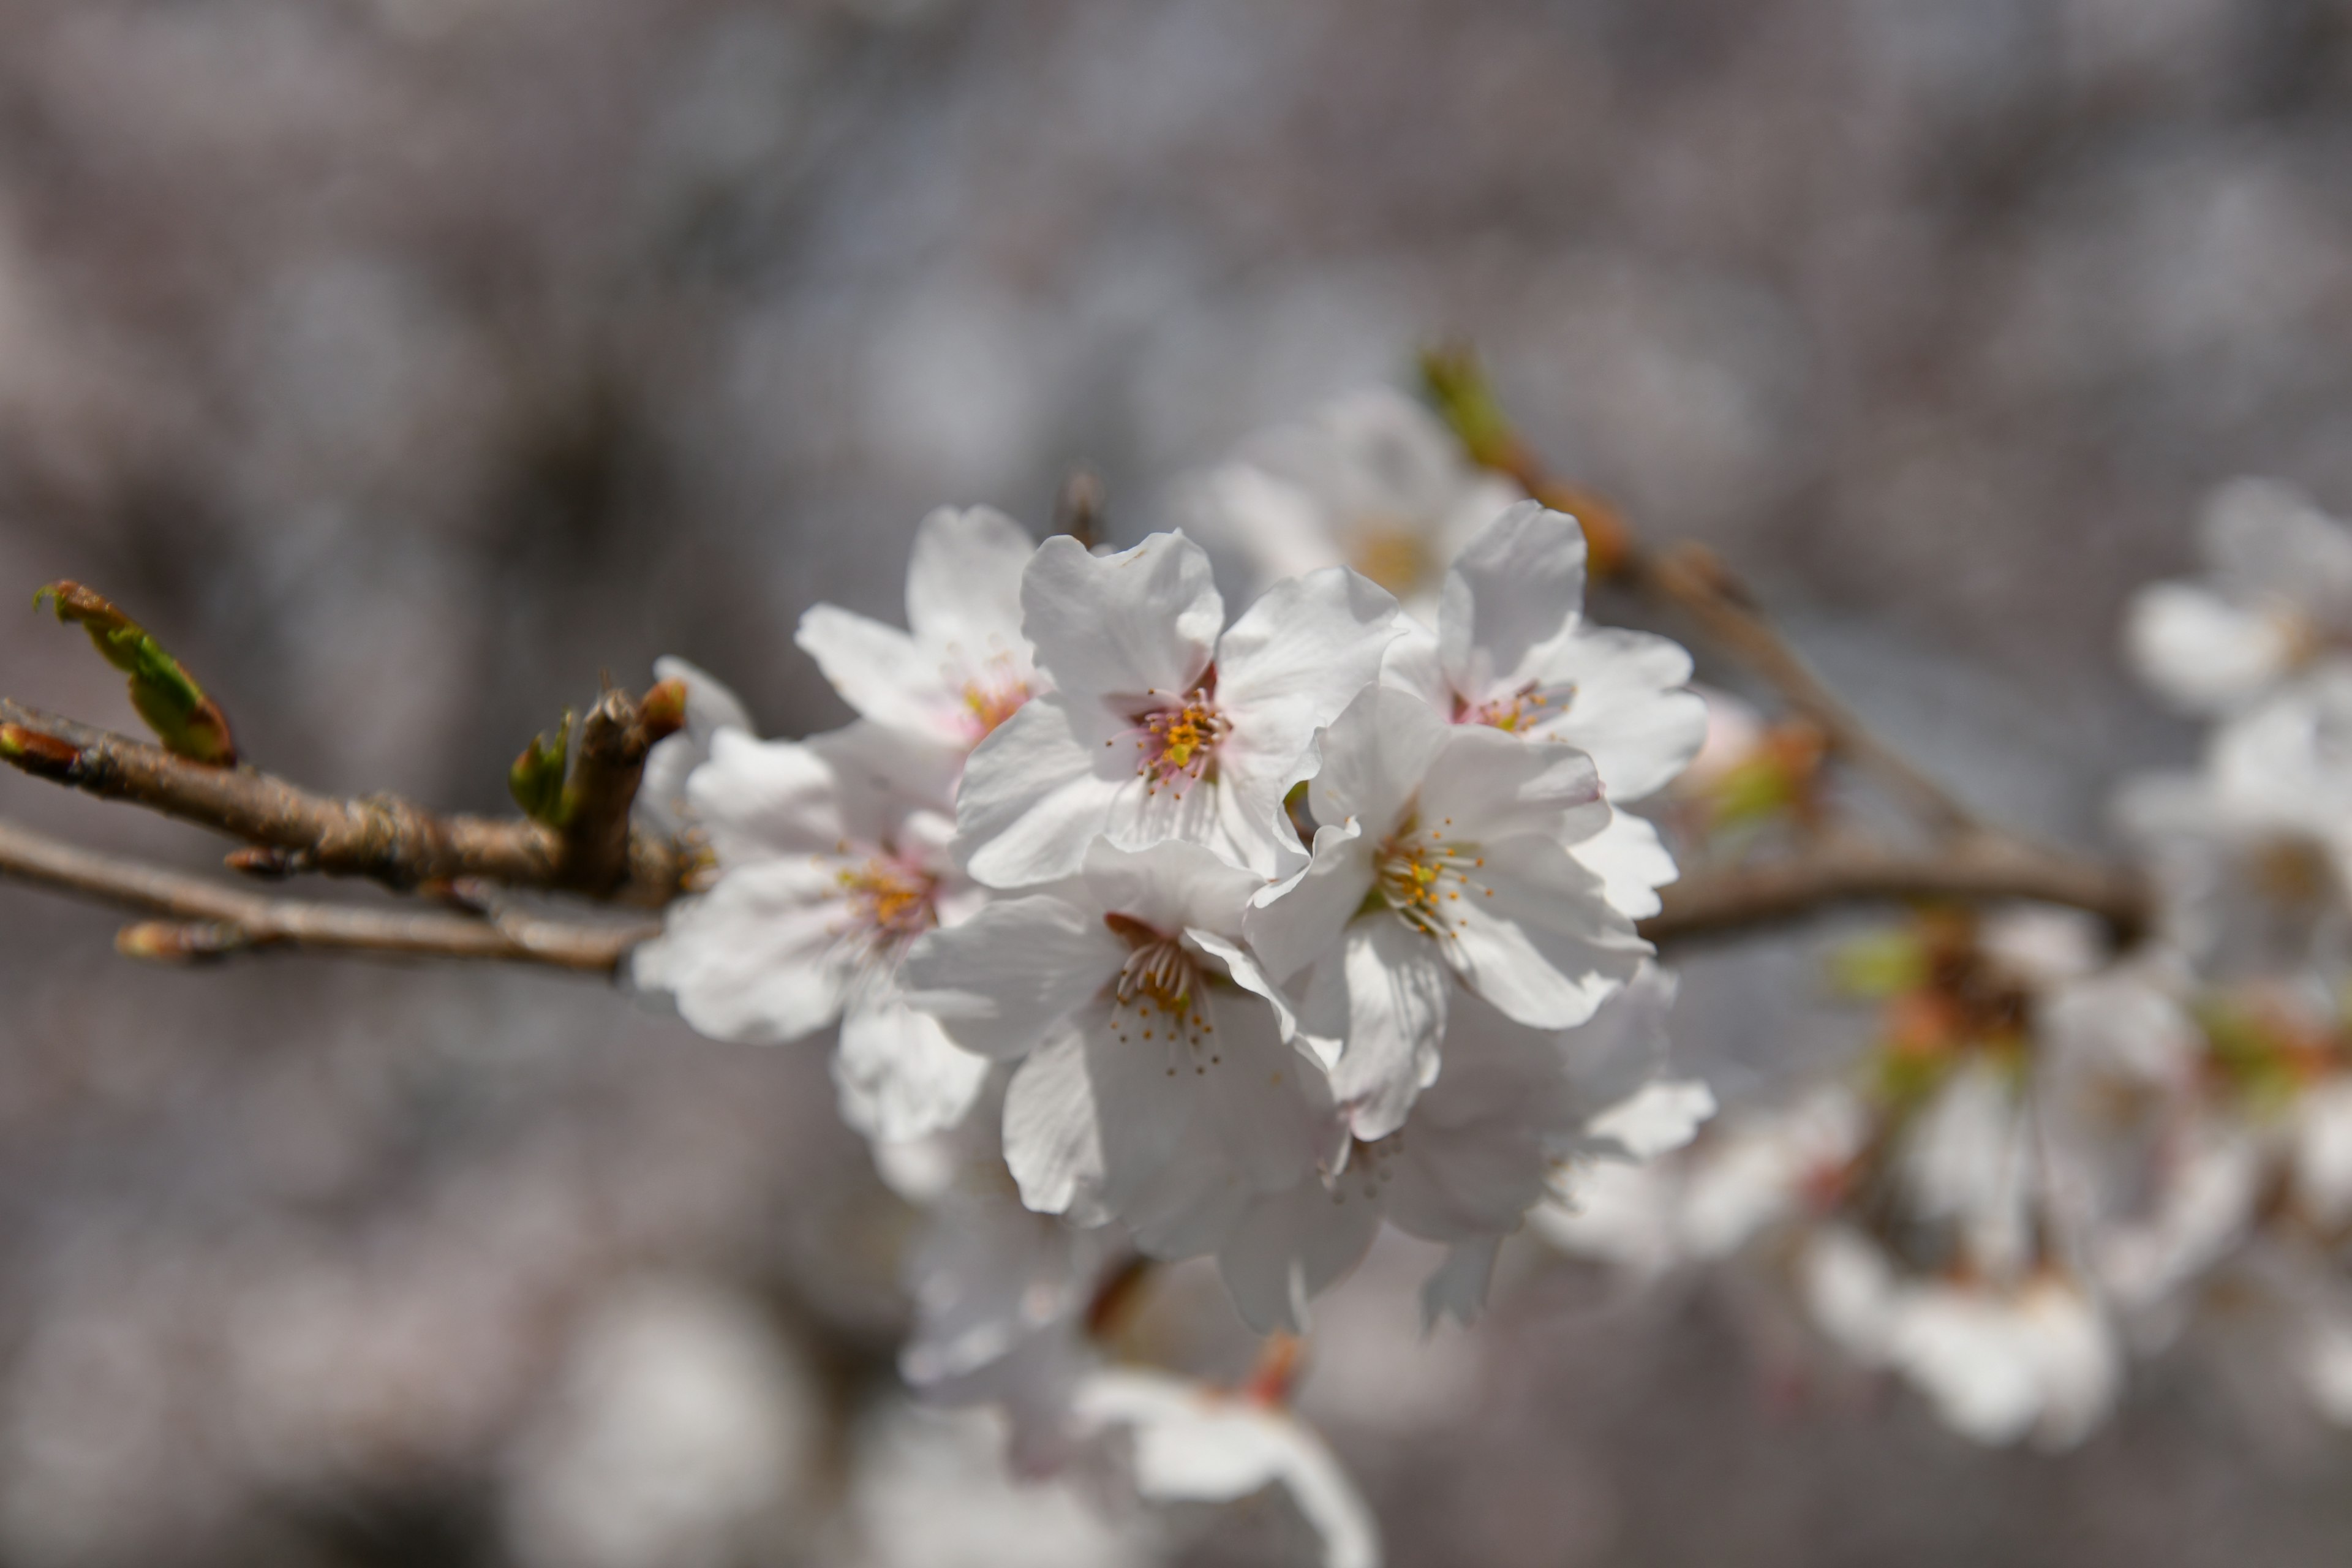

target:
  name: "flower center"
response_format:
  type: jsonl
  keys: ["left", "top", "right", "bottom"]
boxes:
{"left": 1347, "top": 521, "right": 1435, "bottom": 598}
{"left": 1104, "top": 912, "right": 1222, "bottom": 1073}
{"left": 1373, "top": 816, "right": 1488, "bottom": 940}
{"left": 834, "top": 854, "right": 939, "bottom": 956}
{"left": 1454, "top": 680, "right": 1575, "bottom": 734}
{"left": 1121, "top": 674, "right": 1229, "bottom": 797}
{"left": 956, "top": 651, "right": 1033, "bottom": 741}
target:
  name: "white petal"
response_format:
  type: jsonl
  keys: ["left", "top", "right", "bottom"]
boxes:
{"left": 1376, "top": 619, "right": 1448, "bottom": 707}
{"left": 901, "top": 895, "right": 1122, "bottom": 1061}
{"left": 1585, "top": 1079, "right": 1716, "bottom": 1161}
{"left": 1079, "top": 835, "right": 1262, "bottom": 940}
{"left": 1329, "top": 916, "right": 1451, "bottom": 1140}
{"left": 1437, "top": 501, "right": 1587, "bottom": 699}
{"left": 957, "top": 697, "right": 1131, "bottom": 888}
{"left": 632, "top": 860, "right": 851, "bottom": 1043}
{"left": 1021, "top": 532, "right": 1220, "bottom": 704}
{"left": 2294, "top": 1079, "right": 2352, "bottom": 1229}
{"left": 1520, "top": 628, "right": 1707, "bottom": 802}
{"left": 2204, "top": 475, "right": 2352, "bottom": 618}
{"left": 834, "top": 993, "right": 990, "bottom": 1142}
{"left": 1417, "top": 723, "right": 1608, "bottom": 847}
{"left": 1302, "top": 685, "right": 1450, "bottom": 835}
{"left": 1568, "top": 810, "right": 1678, "bottom": 922}
{"left": 2124, "top": 582, "right": 2296, "bottom": 714}
{"left": 795, "top": 604, "right": 962, "bottom": 742}
{"left": 1246, "top": 819, "right": 1376, "bottom": 986}
{"left": 1445, "top": 839, "right": 1648, "bottom": 1029}
{"left": 686, "top": 729, "right": 848, "bottom": 865}
{"left": 1217, "top": 1174, "right": 1381, "bottom": 1333}
{"left": 1216, "top": 565, "right": 1403, "bottom": 731}
{"left": 904, "top": 504, "right": 1036, "bottom": 654}
{"left": 654, "top": 654, "right": 755, "bottom": 738}
{"left": 1002, "top": 1031, "right": 1108, "bottom": 1218}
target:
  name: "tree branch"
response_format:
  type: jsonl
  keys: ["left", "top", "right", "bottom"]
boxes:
{"left": 0, "top": 698, "right": 686, "bottom": 905}
{"left": 0, "top": 816, "right": 656, "bottom": 972}
{"left": 1641, "top": 834, "right": 2149, "bottom": 946}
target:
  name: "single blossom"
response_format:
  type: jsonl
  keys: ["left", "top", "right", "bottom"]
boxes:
{"left": 1214, "top": 967, "right": 1713, "bottom": 1332}
{"left": 2119, "top": 668, "right": 2352, "bottom": 980}
{"left": 1173, "top": 384, "right": 1523, "bottom": 620}
{"left": 795, "top": 505, "right": 1043, "bottom": 758}
{"left": 1245, "top": 684, "right": 1649, "bottom": 1139}
{"left": 2125, "top": 478, "right": 2352, "bottom": 714}
{"left": 1072, "top": 1365, "right": 1380, "bottom": 1568}
{"left": 1383, "top": 501, "right": 1706, "bottom": 804}
{"left": 632, "top": 722, "right": 989, "bottom": 1142}
{"left": 1800, "top": 1228, "right": 2120, "bottom": 1450}
{"left": 902, "top": 837, "right": 1344, "bottom": 1270}
{"left": 956, "top": 530, "right": 1401, "bottom": 886}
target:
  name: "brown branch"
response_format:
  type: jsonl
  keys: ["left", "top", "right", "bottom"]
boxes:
{"left": 560, "top": 680, "right": 684, "bottom": 895}
{"left": 0, "top": 816, "right": 657, "bottom": 971}
{"left": 1641, "top": 834, "right": 2150, "bottom": 946}
{"left": 0, "top": 698, "right": 685, "bottom": 905}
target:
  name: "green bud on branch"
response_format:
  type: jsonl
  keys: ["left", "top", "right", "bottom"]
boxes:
{"left": 34, "top": 582, "right": 238, "bottom": 766}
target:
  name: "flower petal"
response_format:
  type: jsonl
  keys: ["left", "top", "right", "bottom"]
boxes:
{"left": 1417, "top": 722, "right": 1608, "bottom": 846}
{"left": 1021, "top": 532, "right": 1220, "bottom": 703}
{"left": 795, "top": 604, "right": 960, "bottom": 740}
{"left": 1446, "top": 838, "right": 1647, "bottom": 1029}
{"left": 1521, "top": 627, "right": 1707, "bottom": 802}
{"left": 1569, "top": 809, "right": 1678, "bottom": 921}
{"left": 1437, "top": 501, "right": 1587, "bottom": 698}
{"left": 834, "top": 992, "right": 990, "bottom": 1142}
{"left": 1245, "top": 818, "right": 1375, "bottom": 986}
{"left": 903, "top": 504, "right": 1036, "bottom": 655}
{"left": 1329, "top": 914, "right": 1451, "bottom": 1140}
{"left": 631, "top": 859, "right": 852, "bottom": 1042}
{"left": 1002, "top": 1029, "right": 1108, "bottom": 1219}
{"left": 1217, "top": 1175, "right": 1381, "bottom": 1333}
{"left": 900, "top": 895, "right": 1122, "bottom": 1060}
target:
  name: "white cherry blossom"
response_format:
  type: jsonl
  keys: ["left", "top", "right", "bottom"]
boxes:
{"left": 2125, "top": 478, "right": 2352, "bottom": 714}
{"left": 632, "top": 722, "right": 989, "bottom": 1142}
{"left": 956, "top": 531, "right": 1402, "bottom": 886}
{"left": 902, "top": 837, "right": 1344, "bottom": 1273}
{"left": 1213, "top": 967, "right": 1713, "bottom": 1332}
{"left": 1382, "top": 501, "right": 1706, "bottom": 804}
{"left": 1246, "top": 684, "right": 1648, "bottom": 1139}
{"left": 1073, "top": 1366, "right": 1379, "bottom": 1568}
{"left": 1174, "top": 384, "right": 1523, "bottom": 620}
{"left": 796, "top": 505, "right": 1042, "bottom": 760}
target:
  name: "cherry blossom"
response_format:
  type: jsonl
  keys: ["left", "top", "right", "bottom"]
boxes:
{"left": 1174, "top": 385, "right": 1523, "bottom": 619}
{"left": 795, "top": 505, "right": 1043, "bottom": 760}
{"left": 1382, "top": 501, "right": 1706, "bottom": 803}
{"left": 1246, "top": 684, "right": 1649, "bottom": 1139}
{"left": 631, "top": 722, "right": 990, "bottom": 1142}
{"left": 2126, "top": 478, "right": 2352, "bottom": 715}
{"left": 1214, "top": 967, "right": 1713, "bottom": 1332}
{"left": 956, "top": 531, "right": 1402, "bottom": 886}
{"left": 901, "top": 837, "right": 1344, "bottom": 1275}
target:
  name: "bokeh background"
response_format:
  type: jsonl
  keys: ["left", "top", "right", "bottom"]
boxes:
{"left": 1, "top": 1, "right": 2350, "bottom": 1563}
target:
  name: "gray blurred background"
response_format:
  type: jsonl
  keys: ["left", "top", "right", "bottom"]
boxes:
{"left": 1, "top": 1, "right": 2349, "bottom": 1563}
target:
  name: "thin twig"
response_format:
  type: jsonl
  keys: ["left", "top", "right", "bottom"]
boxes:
{"left": 1642, "top": 834, "right": 2149, "bottom": 946}
{"left": 0, "top": 698, "right": 685, "bottom": 905}
{"left": 560, "top": 681, "right": 682, "bottom": 895}
{"left": 0, "top": 816, "right": 656, "bottom": 972}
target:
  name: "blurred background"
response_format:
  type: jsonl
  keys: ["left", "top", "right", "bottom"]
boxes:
{"left": 1, "top": 0, "right": 2350, "bottom": 1562}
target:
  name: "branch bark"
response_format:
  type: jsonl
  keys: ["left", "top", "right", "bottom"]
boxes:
{"left": 1642, "top": 834, "right": 2149, "bottom": 946}
{"left": 0, "top": 698, "right": 686, "bottom": 905}
{"left": 0, "top": 816, "right": 656, "bottom": 972}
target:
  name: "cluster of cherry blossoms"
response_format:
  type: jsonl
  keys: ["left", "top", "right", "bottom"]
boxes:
{"left": 625, "top": 386, "right": 1713, "bottom": 1562}
{"left": 1550, "top": 477, "right": 2352, "bottom": 1452}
